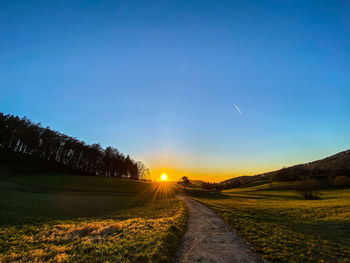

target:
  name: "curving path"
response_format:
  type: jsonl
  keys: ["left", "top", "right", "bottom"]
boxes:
{"left": 176, "top": 195, "right": 262, "bottom": 263}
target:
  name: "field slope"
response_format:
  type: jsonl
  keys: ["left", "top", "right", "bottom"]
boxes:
{"left": 0, "top": 171, "right": 187, "bottom": 262}
{"left": 186, "top": 181, "right": 350, "bottom": 262}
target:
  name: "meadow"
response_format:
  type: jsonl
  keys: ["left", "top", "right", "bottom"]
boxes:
{"left": 186, "top": 181, "right": 350, "bottom": 262}
{"left": 0, "top": 171, "right": 188, "bottom": 262}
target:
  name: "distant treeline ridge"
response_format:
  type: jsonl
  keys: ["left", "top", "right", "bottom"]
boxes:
{"left": 0, "top": 112, "right": 149, "bottom": 180}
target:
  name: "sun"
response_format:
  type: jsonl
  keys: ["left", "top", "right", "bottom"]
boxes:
{"left": 160, "top": 173, "right": 168, "bottom": 181}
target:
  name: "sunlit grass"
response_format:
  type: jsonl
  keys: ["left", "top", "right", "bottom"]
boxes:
{"left": 0, "top": 202, "right": 187, "bottom": 262}
{"left": 0, "top": 173, "right": 188, "bottom": 262}
{"left": 186, "top": 183, "right": 350, "bottom": 262}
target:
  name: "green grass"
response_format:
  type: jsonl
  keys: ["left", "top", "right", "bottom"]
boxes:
{"left": 185, "top": 182, "right": 350, "bottom": 262}
{"left": 0, "top": 172, "right": 188, "bottom": 262}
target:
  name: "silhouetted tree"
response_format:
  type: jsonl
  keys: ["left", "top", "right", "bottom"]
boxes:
{"left": 0, "top": 112, "right": 140, "bottom": 180}
{"left": 179, "top": 176, "right": 191, "bottom": 190}
{"left": 137, "top": 161, "right": 150, "bottom": 181}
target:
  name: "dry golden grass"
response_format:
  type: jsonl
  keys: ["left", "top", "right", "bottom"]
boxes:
{"left": 1, "top": 202, "right": 187, "bottom": 263}
{"left": 0, "top": 174, "right": 188, "bottom": 263}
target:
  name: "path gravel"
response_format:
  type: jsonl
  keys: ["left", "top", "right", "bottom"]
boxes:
{"left": 176, "top": 195, "right": 262, "bottom": 263}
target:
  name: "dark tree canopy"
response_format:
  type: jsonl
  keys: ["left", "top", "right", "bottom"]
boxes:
{"left": 179, "top": 176, "right": 191, "bottom": 190}
{"left": 0, "top": 112, "right": 147, "bottom": 180}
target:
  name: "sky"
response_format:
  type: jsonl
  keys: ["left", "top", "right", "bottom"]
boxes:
{"left": 1, "top": 0, "right": 349, "bottom": 182}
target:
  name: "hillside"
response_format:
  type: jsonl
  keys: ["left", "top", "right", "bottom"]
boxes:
{"left": 220, "top": 149, "right": 350, "bottom": 186}
{"left": 219, "top": 174, "right": 265, "bottom": 187}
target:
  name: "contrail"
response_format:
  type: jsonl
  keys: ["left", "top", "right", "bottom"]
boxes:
{"left": 234, "top": 104, "right": 243, "bottom": 115}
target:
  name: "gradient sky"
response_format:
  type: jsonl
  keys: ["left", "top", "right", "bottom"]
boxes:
{"left": 1, "top": 0, "right": 349, "bottom": 182}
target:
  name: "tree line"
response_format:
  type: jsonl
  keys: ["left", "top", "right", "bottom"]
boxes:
{"left": 0, "top": 112, "right": 149, "bottom": 180}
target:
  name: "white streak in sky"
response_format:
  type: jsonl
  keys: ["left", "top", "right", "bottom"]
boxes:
{"left": 234, "top": 104, "right": 243, "bottom": 115}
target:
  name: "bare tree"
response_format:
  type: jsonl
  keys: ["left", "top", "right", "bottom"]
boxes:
{"left": 137, "top": 161, "right": 150, "bottom": 181}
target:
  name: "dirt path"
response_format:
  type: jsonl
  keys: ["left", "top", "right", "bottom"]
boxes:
{"left": 176, "top": 195, "right": 262, "bottom": 263}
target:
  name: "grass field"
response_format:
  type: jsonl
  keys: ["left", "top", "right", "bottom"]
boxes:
{"left": 0, "top": 172, "right": 188, "bottom": 262}
{"left": 186, "top": 181, "right": 350, "bottom": 262}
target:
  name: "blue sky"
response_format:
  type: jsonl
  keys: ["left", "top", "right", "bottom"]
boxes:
{"left": 1, "top": 0, "right": 349, "bottom": 181}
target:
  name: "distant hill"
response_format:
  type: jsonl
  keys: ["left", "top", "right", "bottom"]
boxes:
{"left": 220, "top": 174, "right": 264, "bottom": 186}
{"left": 190, "top": 180, "right": 206, "bottom": 187}
{"left": 220, "top": 149, "right": 350, "bottom": 186}
{"left": 303, "top": 150, "right": 350, "bottom": 171}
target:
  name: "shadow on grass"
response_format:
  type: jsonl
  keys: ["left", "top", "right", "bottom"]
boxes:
{"left": 0, "top": 179, "right": 178, "bottom": 227}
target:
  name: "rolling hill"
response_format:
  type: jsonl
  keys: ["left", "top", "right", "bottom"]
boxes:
{"left": 220, "top": 149, "right": 350, "bottom": 186}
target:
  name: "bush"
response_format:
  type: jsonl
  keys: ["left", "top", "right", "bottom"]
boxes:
{"left": 296, "top": 178, "right": 320, "bottom": 199}
{"left": 333, "top": 176, "right": 350, "bottom": 187}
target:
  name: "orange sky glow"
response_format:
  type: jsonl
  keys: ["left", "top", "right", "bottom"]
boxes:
{"left": 140, "top": 149, "right": 343, "bottom": 183}
{"left": 150, "top": 166, "right": 280, "bottom": 183}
